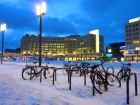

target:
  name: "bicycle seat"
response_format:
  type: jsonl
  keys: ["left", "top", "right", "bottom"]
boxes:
{"left": 92, "top": 65, "right": 99, "bottom": 68}
{"left": 127, "top": 63, "right": 131, "bottom": 66}
{"left": 33, "top": 62, "right": 38, "bottom": 64}
{"left": 26, "top": 65, "right": 34, "bottom": 68}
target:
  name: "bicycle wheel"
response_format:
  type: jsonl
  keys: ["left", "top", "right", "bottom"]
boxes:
{"left": 91, "top": 71, "right": 106, "bottom": 92}
{"left": 116, "top": 70, "right": 123, "bottom": 80}
{"left": 22, "top": 68, "right": 35, "bottom": 80}
{"left": 107, "top": 73, "right": 121, "bottom": 87}
{"left": 90, "top": 73, "right": 102, "bottom": 94}
{"left": 43, "top": 67, "right": 53, "bottom": 79}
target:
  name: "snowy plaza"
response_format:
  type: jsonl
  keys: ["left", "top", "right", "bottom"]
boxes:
{"left": 0, "top": 61, "right": 139, "bottom": 105}
{"left": 0, "top": 0, "right": 140, "bottom": 105}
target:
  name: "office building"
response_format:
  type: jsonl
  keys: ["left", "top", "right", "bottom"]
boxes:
{"left": 21, "top": 29, "right": 104, "bottom": 60}
{"left": 125, "top": 17, "right": 140, "bottom": 61}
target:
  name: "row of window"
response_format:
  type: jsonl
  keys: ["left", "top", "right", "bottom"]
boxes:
{"left": 126, "top": 37, "right": 139, "bottom": 40}
{"left": 126, "top": 23, "right": 139, "bottom": 28}
{"left": 126, "top": 42, "right": 132, "bottom": 45}
{"left": 126, "top": 28, "right": 139, "bottom": 32}
{"left": 126, "top": 32, "right": 139, "bottom": 36}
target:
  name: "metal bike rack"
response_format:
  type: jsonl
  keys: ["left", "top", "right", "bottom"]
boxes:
{"left": 52, "top": 67, "right": 69, "bottom": 85}
{"left": 126, "top": 73, "right": 138, "bottom": 104}
{"left": 90, "top": 74, "right": 102, "bottom": 95}
{"left": 68, "top": 67, "right": 89, "bottom": 90}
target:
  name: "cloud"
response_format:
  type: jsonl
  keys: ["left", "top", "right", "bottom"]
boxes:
{"left": 0, "top": 0, "right": 20, "bottom": 5}
{"left": 0, "top": 0, "right": 140, "bottom": 50}
{"left": 81, "top": 0, "right": 118, "bottom": 15}
{"left": 0, "top": 4, "right": 37, "bottom": 31}
{"left": 43, "top": 17, "right": 78, "bottom": 35}
{"left": 0, "top": 2, "right": 78, "bottom": 34}
{"left": 0, "top": 29, "right": 24, "bottom": 49}
{"left": 65, "top": 14, "right": 96, "bottom": 34}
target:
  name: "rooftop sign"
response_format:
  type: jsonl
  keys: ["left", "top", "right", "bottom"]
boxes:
{"left": 129, "top": 17, "right": 140, "bottom": 23}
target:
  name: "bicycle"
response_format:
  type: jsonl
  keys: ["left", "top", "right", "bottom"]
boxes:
{"left": 63, "top": 61, "right": 82, "bottom": 76}
{"left": 117, "top": 62, "right": 131, "bottom": 81}
{"left": 90, "top": 64, "right": 121, "bottom": 94}
{"left": 22, "top": 62, "right": 52, "bottom": 81}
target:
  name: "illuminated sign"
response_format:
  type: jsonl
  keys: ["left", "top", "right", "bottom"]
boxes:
{"left": 106, "top": 54, "right": 112, "bottom": 58}
{"left": 120, "top": 46, "right": 126, "bottom": 50}
{"left": 129, "top": 17, "right": 140, "bottom": 23}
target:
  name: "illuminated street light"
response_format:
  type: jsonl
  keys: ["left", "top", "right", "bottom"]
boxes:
{"left": 0, "top": 24, "right": 6, "bottom": 64}
{"left": 1, "top": 24, "right": 6, "bottom": 32}
{"left": 36, "top": 2, "right": 47, "bottom": 67}
{"left": 36, "top": 2, "right": 46, "bottom": 16}
{"left": 108, "top": 48, "right": 112, "bottom": 53}
{"left": 136, "top": 46, "right": 140, "bottom": 51}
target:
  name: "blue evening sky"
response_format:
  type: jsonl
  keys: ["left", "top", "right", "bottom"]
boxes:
{"left": 0, "top": 0, "right": 140, "bottom": 49}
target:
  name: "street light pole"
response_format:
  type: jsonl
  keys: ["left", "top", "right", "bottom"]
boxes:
{"left": 1, "top": 31, "right": 4, "bottom": 64}
{"left": 39, "top": 14, "right": 42, "bottom": 67}
{"left": 0, "top": 24, "right": 6, "bottom": 64}
{"left": 36, "top": 2, "right": 46, "bottom": 67}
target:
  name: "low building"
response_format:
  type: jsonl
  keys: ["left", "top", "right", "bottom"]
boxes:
{"left": 4, "top": 48, "right": 21, "bottom": 60}
{"left": 107, "top": 42, "right": 125, "bottom": 60}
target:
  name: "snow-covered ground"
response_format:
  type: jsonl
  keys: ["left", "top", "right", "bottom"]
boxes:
{"left": 0, "top": 61, "right": 140, "bottom": 105}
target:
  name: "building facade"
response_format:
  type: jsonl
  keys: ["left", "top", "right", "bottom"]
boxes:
{"left": 107, "top": 42, "right": 125, "bottom": 59}
{"left": 125, "top": 17, "right": 140, "bottom": 61}
{"left": 3, "top": 48, "right": 21, "bottom": 60}
{"left": 21, "top": 29, "right": 104, "bottom": 60}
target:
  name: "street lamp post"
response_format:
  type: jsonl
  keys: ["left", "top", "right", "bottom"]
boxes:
{"left": 0, "top": 24, "right": 6, "bottom": 64}
{"left": 36, "top": 2, "right": 46, "bottom": 67}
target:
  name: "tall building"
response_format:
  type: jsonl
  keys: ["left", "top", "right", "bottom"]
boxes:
{"left": 21, "top": 29, "right": 104, "bottom": 60}
{"left": 125, "top": 17, "right": 140, "bottom": 61}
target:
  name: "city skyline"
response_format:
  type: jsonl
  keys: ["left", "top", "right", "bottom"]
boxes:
{"left": 0, "top": 0, "right": 140, "bottom": 49}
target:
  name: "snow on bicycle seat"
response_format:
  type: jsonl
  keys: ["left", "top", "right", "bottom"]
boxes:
{"left": 33, "top": 62, "right": 38, "bottom": 64}
{"left": 26, "top": 65, "right": 35, "bottom": 68}
{"left": 127, "top": 63, "right": 131, "bottom": 66}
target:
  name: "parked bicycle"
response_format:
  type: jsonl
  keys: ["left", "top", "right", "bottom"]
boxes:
{"left": 90, "top": 64, "right": 121, "bottom": 94}
{"left": 22, "top": 62, "right": 52, "bottom": 81}
{"left": 117, "top": 62, "right": 131, "bottom": 81}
